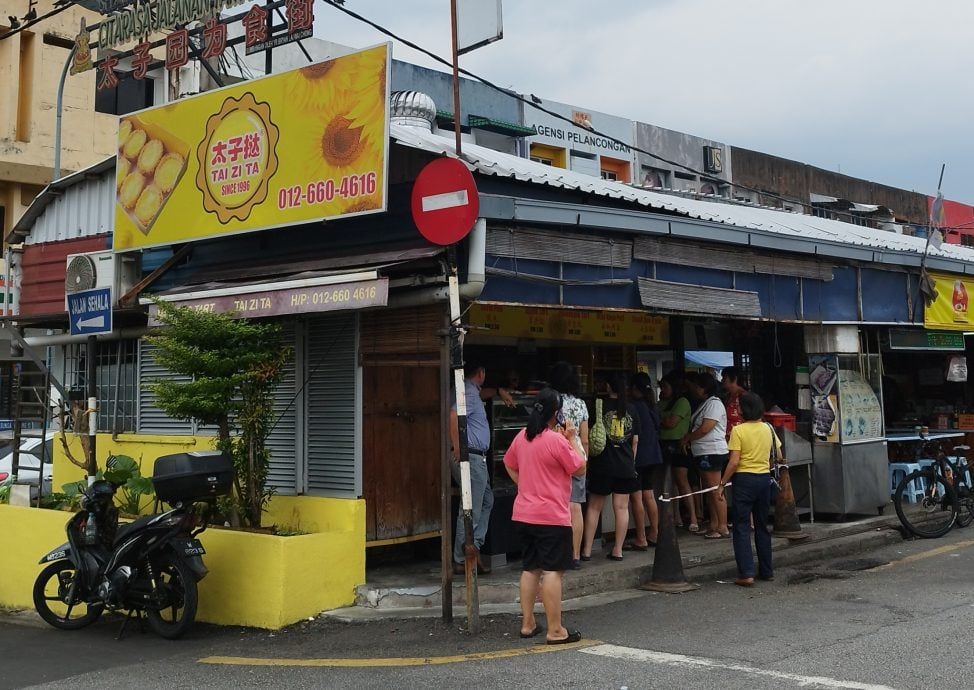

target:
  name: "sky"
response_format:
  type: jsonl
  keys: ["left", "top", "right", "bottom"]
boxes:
{"left": 311, "top": 0, "right": 974, "bottom": 205}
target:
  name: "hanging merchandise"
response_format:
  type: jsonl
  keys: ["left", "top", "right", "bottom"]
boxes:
{"left": 588, "top": 398, "right": 606, "bottom": 457}
{"left": 946, "top": 355, "right": 968, "bottom": 383}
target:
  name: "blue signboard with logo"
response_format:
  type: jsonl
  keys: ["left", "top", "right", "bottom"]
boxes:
{"left": 68, "top": 287, "right": 112, "bottom": 336}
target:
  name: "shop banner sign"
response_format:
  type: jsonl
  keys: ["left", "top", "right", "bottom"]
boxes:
{"left": 468, "top": 304, "right": 669, "bottom": 346}
{"left": 113, "top": 43, "right": 390, "bottom": 252}
{"left": 148, "top": 277, "right": 389, "bottom": 325}
{"left": 924, "top": 272, "right": 973, "bottom": 331}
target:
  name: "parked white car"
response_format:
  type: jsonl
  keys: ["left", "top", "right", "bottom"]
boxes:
{"left": 0, "top": 434, "right": 55, "bottom": 495}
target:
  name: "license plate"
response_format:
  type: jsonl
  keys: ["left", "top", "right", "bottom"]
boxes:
{"left": 181, "top": 539, "right": 205, "bottom": 557}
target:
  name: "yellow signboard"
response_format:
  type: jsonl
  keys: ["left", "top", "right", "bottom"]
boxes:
{"left": 468, "top": 304, "right": 669, "bottom": 345}
{"left": 924, "top": 272, "right": 974, "bottom": 331}
{"left": 113, "top": 44, "right": 390, "bottom": 252}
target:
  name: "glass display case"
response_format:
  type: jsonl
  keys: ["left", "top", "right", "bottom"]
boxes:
{"left": 490, "top": 394, "right": 534, "bottom": 492}
{"left": 809, "top": 353, "right": 884, "bottom": 445}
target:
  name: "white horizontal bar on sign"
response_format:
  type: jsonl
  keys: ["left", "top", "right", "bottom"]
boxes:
{"left": 139, "top": 271, "right": 379, "bottom": 305}
{"left": 422, "top": 190, "right": 469, "bottom": 212}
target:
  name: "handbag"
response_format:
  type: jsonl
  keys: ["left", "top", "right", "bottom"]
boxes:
{"left": 588, "top": 398, "right": 606, "bottom": 457}
{"left": 766, "top": 422, "right": 783, "bottom": 500}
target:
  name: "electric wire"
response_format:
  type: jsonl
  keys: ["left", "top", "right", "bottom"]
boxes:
{"left": 320, "top": 0, "right": 943, "bottom": 232}
{"left": 0, "top": 0, "right": 76, "bottom": 40}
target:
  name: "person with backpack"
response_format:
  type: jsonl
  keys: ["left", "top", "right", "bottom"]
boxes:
{"left": 580, "top": 373, "right": 641, "bottom": 562}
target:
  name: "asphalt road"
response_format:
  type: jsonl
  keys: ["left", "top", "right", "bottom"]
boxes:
{"left": 4, "top": 529, "right": 974, "bottom": 689}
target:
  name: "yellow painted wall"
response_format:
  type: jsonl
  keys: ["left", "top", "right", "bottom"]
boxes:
{"left": 52, "top": 432, "right": 215, "bottom": 493}
{"left": 0, "top": 495, "right": 366, "bottom": 629}
{"left": 529, "top": 143, "right": 567, "bottom": 169}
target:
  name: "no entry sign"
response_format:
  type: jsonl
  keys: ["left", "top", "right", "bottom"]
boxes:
{"left": 410, "top": 158, "right": 479, "bottom": 245}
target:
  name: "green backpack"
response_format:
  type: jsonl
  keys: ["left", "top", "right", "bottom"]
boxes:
{"left": 588, "top": 398, "right": 606, "bottom": 457}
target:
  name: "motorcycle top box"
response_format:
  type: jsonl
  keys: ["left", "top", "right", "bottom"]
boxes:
{"left": 152, "top": 451, "right": 233, "bottom": 503}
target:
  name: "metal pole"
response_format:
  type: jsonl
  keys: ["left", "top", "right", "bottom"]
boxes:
{"left": 449, "top": 0, "right": 462, "bottom": 156}
{"left": 264, "top": 0, "right": 273, "bottom": 75}
{"left": 86, "top": 335, "right": 97, "bottom": 480}
{"left": 440, "top": 308, "right": 453, "bottom": 623}
{"left": 448, "top": 268, "right": 478, "bottom": 632}
{"left": 53, "top": 43, "right": 77, "bottom": 181}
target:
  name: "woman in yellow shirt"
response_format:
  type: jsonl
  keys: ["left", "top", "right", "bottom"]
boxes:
{"left": 719, "top": 392, "right": 782, "bottom": 587}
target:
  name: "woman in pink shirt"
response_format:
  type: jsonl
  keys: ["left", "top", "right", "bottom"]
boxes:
{"left": 504, "top": 388, "right": 587, "bottom": 645}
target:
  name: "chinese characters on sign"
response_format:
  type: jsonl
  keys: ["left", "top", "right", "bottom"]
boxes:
{"left": 245, "top": 0, "right": 314, "bottom": 54}
{"left": 467, "top": 304, "right": 670, "bottom": 346}
{"left": 86, "top": 0, "right": 319, "bottom": 90}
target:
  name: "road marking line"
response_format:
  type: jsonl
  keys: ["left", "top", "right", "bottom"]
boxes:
{"left": 867, "top": 538, "right": 974, "bottom": 572}
{"left": 580, "top": 644, "right": 894, "bottom": 690}
{"left": 199, "top": 639, "right": 597, "bottom": 668}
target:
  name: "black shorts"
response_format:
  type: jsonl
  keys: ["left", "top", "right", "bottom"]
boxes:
{"left": 587, "top": 471, "right": 640, "bottom": 497}
{"left": 515, "top": 522, "right": 573, "bottom": 572}
{"left": 662, "top": 440, "right": 692, "bottom": 469}
{"left": 636, "top": 464, "right": 664, "bottom": 491}
{"left": 694, "top": 453, "right": 728, "bottom": 473}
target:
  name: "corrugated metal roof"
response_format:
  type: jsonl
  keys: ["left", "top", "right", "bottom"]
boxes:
{"left": 389, "top": 123, "right": 974, "bottom": 267}
{"left": 12, "top": 129, "right": 974, "bottom": 273}
{"left": 7, "top": 156, "right": 116, "bottom": 246}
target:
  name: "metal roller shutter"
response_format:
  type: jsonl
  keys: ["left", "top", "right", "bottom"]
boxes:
{"left": 305, "top": 314, "right": 359, "bottom": 496}
{"left": 138, "top": 341, "right": 194, "bottom": 435}
{"left": 266, "top": 323, "right": 299, "bottom": 494}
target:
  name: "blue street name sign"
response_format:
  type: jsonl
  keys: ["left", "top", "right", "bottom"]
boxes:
{"left": 68, "top": 287, "right": 112, "bottom": 336}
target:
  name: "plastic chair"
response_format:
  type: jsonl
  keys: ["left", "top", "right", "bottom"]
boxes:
{"left": 889, "top": 462, "right": 923, "bottom": 503}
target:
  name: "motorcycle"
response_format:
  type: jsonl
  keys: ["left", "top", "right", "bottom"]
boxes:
{"left": 32, "top": 450, "right": 233, "bottom": 640}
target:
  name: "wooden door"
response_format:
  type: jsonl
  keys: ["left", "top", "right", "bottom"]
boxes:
{"left": 362, "top": 364, "right": 441, "bottom": 540}
{"left": 360, "top": 305, "right": 445, "bottom": 542}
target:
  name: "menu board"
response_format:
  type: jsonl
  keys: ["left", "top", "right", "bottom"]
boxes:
{"left": 468, "top": 304, "right": 669, "bottom": 345}
{"left": 837, "top": 369, "right": 884, "bottom": 442}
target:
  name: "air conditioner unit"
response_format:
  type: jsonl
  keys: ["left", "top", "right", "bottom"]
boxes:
{"left": 64, "top": 251, "right": 139, "bottom": 308}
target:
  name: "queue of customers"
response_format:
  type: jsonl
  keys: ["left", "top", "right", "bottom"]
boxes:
{"left": 452, "top": 361, "right": 781, "bottom": 639}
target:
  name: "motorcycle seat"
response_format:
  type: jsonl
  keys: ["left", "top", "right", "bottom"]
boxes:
{"left": 114, "top": 515, "right": 156, "bottom": 544}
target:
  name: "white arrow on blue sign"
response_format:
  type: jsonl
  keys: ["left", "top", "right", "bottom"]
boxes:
{"left": 67, "top": 287, "right": 113, "bottom": 336}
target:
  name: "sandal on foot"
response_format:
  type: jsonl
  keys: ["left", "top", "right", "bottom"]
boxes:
{"left": 703, "top": 531, "right": 728, "bottom": 539}
{"left": 520, "top": 624, "right": 544, "bottom": 638}
{"left": 687, "top": 523, "right": 700, "bottom": 533}
{"left": 622, "top": 541, "right": 649, "bottom": 551}
{"left": 546, "top": 630, "right": 582, "bottom": 645}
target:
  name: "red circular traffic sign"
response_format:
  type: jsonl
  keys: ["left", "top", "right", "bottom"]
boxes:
{"left": 410, "top": 158, "right": 480, "bottom": 245}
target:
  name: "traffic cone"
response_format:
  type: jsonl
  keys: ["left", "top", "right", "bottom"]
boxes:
{"left": 773, "top": 466, "right": 808, "bottom": 541}
{"left": 640, "top": 464, "right": 700, "bottom": 593}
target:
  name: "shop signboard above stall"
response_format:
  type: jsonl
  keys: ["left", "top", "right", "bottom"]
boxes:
{"left": 113, "top": 43, "right": 391, "bottom": 252}
{"left": 468, "top": 304, "right": 668, "bottom": 345}
{"left": 924, "top": 272, "right": 974, "bottom": 331}
{"left": 888, "top": 328, "right": 965, "bottom": 351}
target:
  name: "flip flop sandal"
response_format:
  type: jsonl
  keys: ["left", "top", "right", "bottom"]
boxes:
{"left": 622, "top": 542, "right": 649, "bottom": 551}
{"left": 687, "top": 524, "right": 700, "bottom": 533}
{"left": 520, "top": 624, "right": 544, "bottom": 638}
{"left": 703, "top": 531, "right": 728, "bottom": 539}
{"left": 546, "top": 630, "right": 582, "bottom": 645}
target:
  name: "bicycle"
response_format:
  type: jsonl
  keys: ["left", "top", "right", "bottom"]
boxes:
{"left": 893, "top": 442, "right": 974, "bottom": 539}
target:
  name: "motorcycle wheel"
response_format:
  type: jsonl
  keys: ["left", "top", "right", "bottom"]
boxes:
{"left": 145, "top": 551, "right": 198, "bottom": 640}
{"left": 32, "top": 561, "right": 104, "bottom": 630}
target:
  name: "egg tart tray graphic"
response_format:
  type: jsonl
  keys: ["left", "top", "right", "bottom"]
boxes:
{"left": 116, "top": 116, "right": 189, "bottom": 235}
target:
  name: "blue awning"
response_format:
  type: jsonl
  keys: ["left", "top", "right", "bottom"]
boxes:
{"left": 685, "top": 350, "right": 734, "bottom": 369}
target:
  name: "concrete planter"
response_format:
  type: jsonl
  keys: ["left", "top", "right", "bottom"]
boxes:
{"left": 0, "top": 495, "right": 365, "bottom": 630}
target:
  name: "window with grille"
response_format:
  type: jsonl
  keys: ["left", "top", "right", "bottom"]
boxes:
{"left": 62, "top": 339, "right": 138, "bottom": 433}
